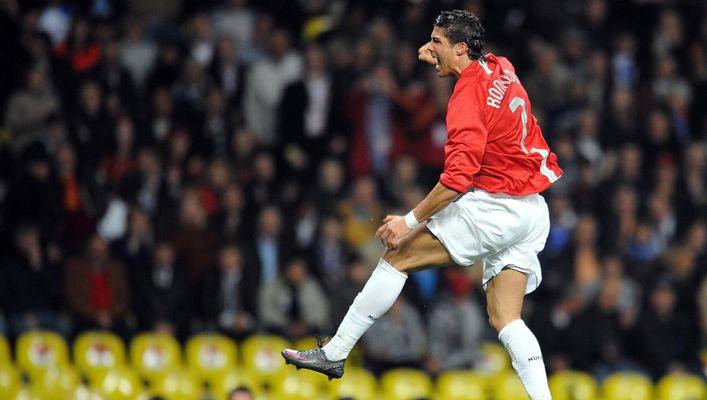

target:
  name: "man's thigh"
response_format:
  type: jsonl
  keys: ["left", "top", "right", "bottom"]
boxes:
{"left": 383, "top": 225, "right": 456, "bottom": 272}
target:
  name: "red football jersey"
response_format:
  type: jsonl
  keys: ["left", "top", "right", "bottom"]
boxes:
{"left": 439, "top": 53, "right": 563, "bottom": 196}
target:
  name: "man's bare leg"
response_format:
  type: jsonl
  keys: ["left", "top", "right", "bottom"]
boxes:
{"left": 487, "top": 268, "right": 552, "bottom": 400}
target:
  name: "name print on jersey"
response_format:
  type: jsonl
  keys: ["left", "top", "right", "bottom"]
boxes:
{"left": 486, "top": 69, "right": 519, "bottom": 109}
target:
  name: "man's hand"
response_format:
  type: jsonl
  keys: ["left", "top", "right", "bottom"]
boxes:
{"left": 418, "top": 41, "right": 437, "bottom": 65}
{"left": 375, "top": 215, "right": 412, "bottom": 250}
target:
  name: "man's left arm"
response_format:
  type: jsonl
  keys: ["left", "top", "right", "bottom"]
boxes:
{"left": 375, "top": 182, "right": 460, "bottom": 249}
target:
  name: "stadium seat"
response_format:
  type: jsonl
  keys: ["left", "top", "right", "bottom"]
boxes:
{"left": 477, "top": 342, "right": 511, "bottom": 376}
{"left": 656, "top": 372, "right": 707, "bottom": 400}
{"left": 0, "top": 364, "right": 23, "bottom": 399}
{"left": 549, "top": 370, "right": 599, "bottom": 400}
{"left": 30, "top": 365, "right": 81, "bottom": 400}
{"left": 602, "top": 372, "right": 653, "bottom": 400}
{"left": 91, "top": 365, "right": 146, "bottom": 400}
{"left": 16, "top": 330, "right": 70, "bottom": 378}
{"left": 209, "top": 368, "right": 262, "bottom": 399}
{"left": 492, "top": 370, "right": 528, "bottom": 400}
{"left": 129, "top": 332, "right": 182, "bottom": 383}
{"left": 150, "top": 367, "right": 202, "bottom": 400}
{"left": 0, "top": 336, "right": 11, "bottom": 365}
{"left": 327, "top": 366, "right": 377, "bottom": 400}
{"left": 436, "top": 370, "right": 488, "bottom": 400}
{"left": 73, "top": 331, "right": 126, "bottom": 383}
{"left": 380, "top": 368, "right": 433, "bottom": 400}
{"left": 240, "top": 334, "right": 291, "bottom": 388}
{"left": 270, "top": 369, "right": 328, "bottom": 400}
{"left": 185, "top": 333, "right": 237, "bottom": 383}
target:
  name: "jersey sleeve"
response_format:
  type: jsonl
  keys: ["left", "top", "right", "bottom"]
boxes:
{"left": 439, "top": 80, "right": 488, "bottom": 193}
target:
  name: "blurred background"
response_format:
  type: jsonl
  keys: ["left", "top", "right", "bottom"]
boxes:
{"left": 0, "top": 0, "right": 706, "bottom": 399}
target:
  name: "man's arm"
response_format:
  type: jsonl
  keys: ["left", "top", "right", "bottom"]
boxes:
{"left": 376, "top": 182, "right": 460, "bottom": 249}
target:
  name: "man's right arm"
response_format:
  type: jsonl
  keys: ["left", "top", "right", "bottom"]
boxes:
{"left": 418, "top": 42, "right": 437, "bottom": 65}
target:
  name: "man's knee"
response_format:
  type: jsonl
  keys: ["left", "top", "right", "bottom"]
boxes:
{"left": 487, "top": 304, "right": 521, "bottom": 333}
{"left": 382, "top": 246, "right": 416, "bottom": 272}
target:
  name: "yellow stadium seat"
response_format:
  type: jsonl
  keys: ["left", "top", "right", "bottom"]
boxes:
{"left": 210, "top": 368, "right": 262, "bottom": 399}
{"left": 436, "top": 370, "right": 488, "bottom": 400}
{"left": 0, "top": 336, "right": 11, "bottom": 365}
{"left": 92, "top": 365, "right": 145, "bottom": 400}
{"left": 30, "top": 365, "right": 81, "bottom": 400}
{"left": 492, "top": 370, "right": 527, "bottom": 400}
{"left": 129, "top": 332, "right": 181, "bottom": 383}
{"left": 16, "top": 330, "right": 69, "bottom": 378}
{"left": 0, "top": 364, "right": 23, "bottom": 399}
{"left": 657, "top": 372, "right": 707, "bottom": 400}
{"left": 477, "top": 342, "right": 511, "bottom": 376}
{"left": 151, "top": 368, "right": 202, "bottom": 400}
{"left": 74, "top": 331, "right": 126, "bottom": 383}
{"left": 327, "top": 366, "right": 377, "bottom": 400}
{"left": 185, "top": 333, "right": 237, "bottom": 383}
{"left": 602, "top": 372, "right": 653, "bottom": 400}
{"left": 240, "top": 334, "right": 291, "bottom": 388}
{"left": 270, "top": 370, "right": 328, "bottom": 400}
{"left": 380, "top": 368, "right": 433, "bottom": 400}
{"left": 549, "top": 370, "right": 598, "bottom": 400}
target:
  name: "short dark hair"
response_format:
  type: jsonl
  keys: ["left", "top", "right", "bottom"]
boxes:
{"left": 434, "top": 9, "right": 486, "bottom": 60}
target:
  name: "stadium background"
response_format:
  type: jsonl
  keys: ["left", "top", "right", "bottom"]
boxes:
{"left": 0, "top": 0, "right": 705, "bottom": 398}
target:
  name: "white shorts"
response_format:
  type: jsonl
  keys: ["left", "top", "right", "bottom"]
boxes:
{"left": 426, "top": 189, "right": 550, "bottom": 294}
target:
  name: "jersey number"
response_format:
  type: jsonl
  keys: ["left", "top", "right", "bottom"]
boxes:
{"left": 509, "top": 96, "right": 559, "bottom": 183}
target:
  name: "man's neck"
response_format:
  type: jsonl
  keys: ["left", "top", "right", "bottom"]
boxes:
{"left": 450, "top": 57, "right": 475, "bottom": 79}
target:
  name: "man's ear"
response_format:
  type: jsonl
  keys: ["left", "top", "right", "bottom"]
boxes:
{"left": 454, "top": 42, "right": 468, "bottom": 57}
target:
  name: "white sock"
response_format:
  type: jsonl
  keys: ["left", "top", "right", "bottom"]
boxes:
{"left": 498, "top": 319, "right": 552, "bottom": 400}
{"left": 322, "top": 258, "right": 407, "bottom": 361}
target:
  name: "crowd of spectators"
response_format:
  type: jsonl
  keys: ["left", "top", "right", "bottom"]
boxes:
{"left": 0, "top": 0, "right": 705, "bottom": 382}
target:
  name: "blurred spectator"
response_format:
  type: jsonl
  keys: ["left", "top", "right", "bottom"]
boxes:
{"left": 201, "top": 245, "right": 257, "bottom": 339}
{"left": 258, "top": 256, "right": 329, "bottom": 339}
{"left": 189, "top": 13, "right": 214, "bottom": 67}
{"left": 170, "top": 192, "right": 220, "bottom": 282}
{"left": 4, "top": 67, "right": 60, "bottom": 153}
{"left": 426, "top": 270, "right": 484, "bottom": 375}
{"left": 279, "top": 43, "right": 344, "bottom": 172}
{"left": 244, "top": 204, "right": 293, "bottom": 287}
{"left": 93, "top": 39, "right": 137, "bottom": 115}
{"left": 2, "top": 223, "right": 67, "bottom": 337}
{"left": 213, "top": 182, "right": 245, "bottom": 242}
{"left": 309, "top": 214, "right": 353, "bottom": 287}
{"left": 244, "top": 28, "right": 303, "bottom": 146}
{"left": 119, "top": 21, "right": 157, "bottom": 90}
{"left": 54, "top": 17, "right": 101, "bottom": 77}
{"left": 208, "top": 36, "right": 247, "bottom": 112}
{"left": 110, "top": 206, "right": 153, "bottom": 278}
{"left": 636, "top": 278, "right": 697, "bottom": 378}
{"left": 64, "top": 234, "right": 129, "bottom": 336}
{"left": 338, "top": 176, "right": 384, "bottom": 252}
{"left": 132, "top": 241, "right": 190, "bottom": 339}
{"left": 101, "top": 115, "right": 138, "bottom": 189}
{"left": 363, "top": 295, "right": 427, "bottom": 375}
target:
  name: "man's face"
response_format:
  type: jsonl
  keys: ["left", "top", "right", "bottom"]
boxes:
{"left": 428, "top": 26, "right": 456, "bottom": 77}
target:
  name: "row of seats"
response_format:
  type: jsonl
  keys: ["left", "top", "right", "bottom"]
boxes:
{"left": 0, "top": 330, "right": 705, "bottom": 400}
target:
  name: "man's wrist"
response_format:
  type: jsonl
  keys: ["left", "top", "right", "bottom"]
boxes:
{"left": 404, "top": 210, "right": 420, "bottom": 229}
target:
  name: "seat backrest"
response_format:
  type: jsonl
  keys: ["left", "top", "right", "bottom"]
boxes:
{"left": 185, "top": 333, "right": 237, "bottom": 381}
{"left": 74, "top": 331, "right": 126, "bottom": 382}
{"left": 328, "top": 366, "right": 378, "bottom": 400}
{"left": 30, "top": 365, "right": 81, "bottom": 400}
{"left": 549, "top": 370, "right": 598, "bottom": 400}
{"left": 492, "top": 370, "right": 528, "bottom": 400}
{"left": 151, "top": 367, "right": 202, "bottom": 400}
{"left": 602, "top": 372, "right": 653, "bottom": 400}
{"left": 270, "top": 370, "right": 326, "bottom": 400}
{"left": 210, "top": 368, "right": 262, "bottom": 399}
{"left": 657, "top": 373, "right": 707, "bottom": 400}
{"left": 240, "top": 334, "right": 291, "bottom": 386}
{"left": 129, "top": 332, "right": 182, "bottom": 382}
{"left": 476, "top": 342, "right": 511, "bottom": 376}
{"left": 91, "top": 365, "right": 145, "bottom": 400}
{"left": 436, "top": 370, "right": 487, "bottom": 400}
{"left": 0, "top": 364, "right": 22, "bottom": 399}
{"left": 16, "top": 330, "right": 69, "bottom": 377}
{"left": 0, "top": 336, "right": 11, "bottom": 365}
{"left": 380, "top": 368, "right": 432, "bottom": 400}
